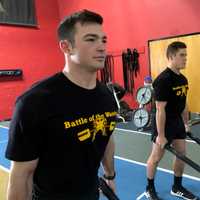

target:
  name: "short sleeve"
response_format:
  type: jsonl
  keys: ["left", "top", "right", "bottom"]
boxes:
{"left": 5, "top": 97, "right": 44, "bottom": 161}
{"left": 153, "top": 77, "right": 170, "bottom": 101}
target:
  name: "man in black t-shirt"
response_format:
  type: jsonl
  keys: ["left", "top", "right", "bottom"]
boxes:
{"left": 6, "top": 10, "right": 118, "bottom": 200}
{"left": 146, "top": 41, "right": 198, "bottom": 200}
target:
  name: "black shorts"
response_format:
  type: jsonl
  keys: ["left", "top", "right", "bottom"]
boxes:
{"left": 151, "top": 114, "right": 186, "bottom": 144}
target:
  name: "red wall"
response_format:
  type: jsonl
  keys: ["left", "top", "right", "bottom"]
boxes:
{"left": 58, "top": 0, "right": 200, "bottom": 107}
{"left": 1, "top": 0, "right": 200, "bottom": 120}
{"left": 0, "top": 0, "right": 64, "bottom": 120}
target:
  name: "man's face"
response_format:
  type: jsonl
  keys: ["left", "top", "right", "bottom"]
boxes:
{"left": 69, "top": 22, "right": 107, "bottom": 71}
{"left": 171, "top": 48, "right": 187, "bottom": 70}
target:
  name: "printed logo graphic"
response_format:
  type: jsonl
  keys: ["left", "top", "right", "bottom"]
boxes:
{"left": 64, "top": 112, "right": 117, "bottom": 142}
{"left": 173, "top": 84, "right": 188, "bottom": 96}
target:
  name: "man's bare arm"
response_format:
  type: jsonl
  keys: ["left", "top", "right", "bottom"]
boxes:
{"left": 182, "top": 104, "right": 190, "bottom": 132}
{"left": 102, "top": 134, "right": 115, "bottom": 176}
{"left": 7, "top": 159, "right": 38, "bottom": 200}
{"left": 101, "top": 134, "right": 115, "bottom": 191}
{"left": 155, "top": 101, "right": 168, "bottom": 148}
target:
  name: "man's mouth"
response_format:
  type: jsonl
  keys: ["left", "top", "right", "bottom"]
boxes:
{"left": 93, "top": 56, "right": 106, "bottom": 61}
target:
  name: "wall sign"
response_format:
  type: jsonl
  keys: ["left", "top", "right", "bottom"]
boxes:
{"left": 0, "top": 69, "right": 23, "bottom": 77}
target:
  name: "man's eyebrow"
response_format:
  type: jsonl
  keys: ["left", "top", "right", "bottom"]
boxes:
{"left": 83, "top": 34, "right": 107, "bottom": 39}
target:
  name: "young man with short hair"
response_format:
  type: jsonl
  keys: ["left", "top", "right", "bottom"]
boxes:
{"left": 146, "top": 41, "right": 198, "bottom": 200}
{"left": 6, "top": 10, "right": 118, "bottom": 200}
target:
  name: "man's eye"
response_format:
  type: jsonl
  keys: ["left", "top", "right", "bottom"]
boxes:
{"left": 86, "top": 38, "right": 95, "bottom": 42}
{"left": 103, "top": 40, "right": 107, "bottom": 43}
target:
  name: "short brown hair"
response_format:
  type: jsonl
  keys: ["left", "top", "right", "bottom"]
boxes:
{"left": 57, "top": 9, "right": 103, "bottom": 44}
{"left": 166, "top": 41, "right": 187, "bottom": 59}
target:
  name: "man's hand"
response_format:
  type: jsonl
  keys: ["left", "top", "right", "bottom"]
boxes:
{"left": 99, "top": 177, "right": 120, "bottom": 200}
{"left": 185, "top": 124, "right": 190, "bottom": 133}
{"left": 156, "top": 135, "right": 168, "bottom": 149}
{"left": 105, "top": 179, "right": 115, "bottom": 193}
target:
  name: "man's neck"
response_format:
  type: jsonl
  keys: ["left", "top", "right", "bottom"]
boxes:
{"left": 62, "top": 65, "right": 97, "bottom": 89}
{"left": 168, "top": 64, "right": 180, "bottom": 75}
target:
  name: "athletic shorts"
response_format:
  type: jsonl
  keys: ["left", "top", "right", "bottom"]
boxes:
{"left": 151, "top": 113, "right": 186, "bottom": 144}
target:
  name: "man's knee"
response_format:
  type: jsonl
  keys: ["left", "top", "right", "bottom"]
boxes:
{"left": 172, "top": 139, "right": 186, "bottom": 155}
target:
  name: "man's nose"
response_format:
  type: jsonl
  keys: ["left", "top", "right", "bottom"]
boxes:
{"left": 97, "top": 41, "right": 106, "bottom": 52}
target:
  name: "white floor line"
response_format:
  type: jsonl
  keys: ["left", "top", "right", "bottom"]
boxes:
{"left": 115, "top": 128, "right": 196, "bottom": 144}
{"left": 115, "top": 156, "right": 200, "bottom": 182}
{"left": 136, "top": 192, "right": 147, "bottom": 200}
{"left": 0, "top": 165, "right": 10, "bottom": 173}
{"left": 1, "top": 156, "right": 200, "bottom": 181}
{"left": 0, "top": 125, "right": 9, "bottom": 129}
{"left": 1, "top": 126, "right": 199, "bottom": 181}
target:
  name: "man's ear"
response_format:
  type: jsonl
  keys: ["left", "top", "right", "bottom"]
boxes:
{"left": 168, "top": 53, "right": 175, "bottom": 61}
{"left": 171, "top": 54, "right": 176, "bottom": 61}
{"left": 59, "top": 40, "right": 73, "bottom": 54}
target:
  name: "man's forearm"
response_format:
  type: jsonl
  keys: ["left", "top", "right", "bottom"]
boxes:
{"left": 182, "top": 105, "right": 189, "bottom": 125}
{"left": 182, "top": 105, "right": 190, "bottom": 132}
{"left": 7, "top": 172, "right": 33, "bottom": 200}
{"left": 156, "top": 108, "right": 166, "bottom": 137}
{"left": 102, "top": 134, "right": 115, "bottom": 176}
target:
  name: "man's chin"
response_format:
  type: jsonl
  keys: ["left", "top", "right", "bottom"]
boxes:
{"left": 179, "top": 65, "right": 186, "bottom": 70}
{"left": 182, "top": 64, "right": 186, "bottom": 68}
{"left": 88, "top": 65, "right": 104, "bottom": 73}
{"left": 95, "top": 65, "right": 105, "bottom": 70}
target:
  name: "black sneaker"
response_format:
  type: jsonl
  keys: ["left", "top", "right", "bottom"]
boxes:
{"left": 171, "top": 185, "right": 198, "bottom": 200}
{"left": 146, "top": 187, "right": 161, "bottom": 200}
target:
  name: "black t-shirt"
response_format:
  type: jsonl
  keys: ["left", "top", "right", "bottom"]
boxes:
{"left": 5, "top": 72, "right": 118, "bottom": 199}
{"left": 153, "top": 67, "right": 188, "bottom": 116}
